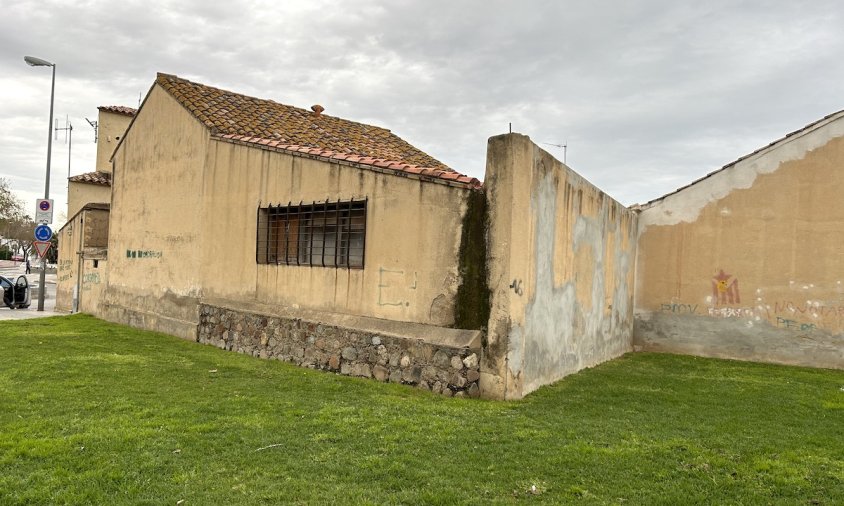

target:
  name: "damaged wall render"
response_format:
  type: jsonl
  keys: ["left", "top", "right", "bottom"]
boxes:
{"left": 634, "top": 111, "right": 844, "bottom": 369}
{"left": 482, "top": 134, "right": 638, "bottom": 399}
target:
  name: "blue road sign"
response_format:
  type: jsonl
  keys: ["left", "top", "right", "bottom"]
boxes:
{"left": 34, "top": 224, "right": 52, "bottom": 242}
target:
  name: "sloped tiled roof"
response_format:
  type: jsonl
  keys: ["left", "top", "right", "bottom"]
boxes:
{"left": 219, "top": 134, "right": 481, "bottom": 187}
{"left": 68, "top": 171, "right": 111, "bottom": 186}
{"left": 97, "top": 105, "right": 137, "bottom": 116}
{"left": 155, "top": 73, "right": 480, "bottom": 188}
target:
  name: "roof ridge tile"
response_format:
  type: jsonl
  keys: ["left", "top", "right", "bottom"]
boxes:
{"left": 213, "top": 133, "right": 481, "bottom": 189}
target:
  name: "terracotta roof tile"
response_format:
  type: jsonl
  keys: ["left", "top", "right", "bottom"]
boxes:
{"left": 97, "top": 105, "right": 137, "bottom": 117}
{"left": 217, "top": 133, "right": 482, "bottom": 189}
{"left": 68, "top": 171, "right": 111, "bottom": 186}
{"left": 154, "top": 73, "right": 466, "bottom": 176}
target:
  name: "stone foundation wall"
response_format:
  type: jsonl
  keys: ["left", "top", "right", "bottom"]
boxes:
{"left": 197, "top": 304, "right": 482, "bottom": 397}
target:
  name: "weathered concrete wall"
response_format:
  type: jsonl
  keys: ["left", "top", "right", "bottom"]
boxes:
{"left": 199, "top": 138, "right": 472, "bottom": 327}
{"left": 67, "top": 182, "right": 109, "bottom": 219}
{"left": 79, "top": 256, "right": 107, "bottom": 314}
{"left": 55, "top": 219, "right": 82, "bottom": 313}
{"left": 482, "top": 134, "right": 637, "bottom": 399}
{"left": 635, "top": 112, "right": 844, "bottom": 370}
{"left": 83, "top": 209, "right": 109, "bottom": 248}
{"left": 55, "top": 207, "right": 110, "bottom": 313}
{"left": 96, "top": 110, "right": 132, "bottom": 173}
{"left": 103, "top": 85, "right": 209, "bottom": 339}
{"left": 198, "top": 303, "right": 482, "bottom": 397}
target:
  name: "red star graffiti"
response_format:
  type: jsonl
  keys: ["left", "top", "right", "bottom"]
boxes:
{"left": 712, "top": 269, "right": 740, "bottom": 305}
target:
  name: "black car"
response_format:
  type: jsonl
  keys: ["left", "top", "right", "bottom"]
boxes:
{"left": 1, "top": 275, "right": 30, "bottom": 309}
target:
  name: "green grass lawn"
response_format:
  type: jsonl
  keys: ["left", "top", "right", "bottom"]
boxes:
{"left": 0, "top": 315, "right": 842, "bottom": 505}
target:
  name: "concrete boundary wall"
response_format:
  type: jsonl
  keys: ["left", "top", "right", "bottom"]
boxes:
{"left": 634, "top": 112, "right": 844, "bottom": 370}
{"left": 481, "top": 134, "right": 638, "bottom": 399}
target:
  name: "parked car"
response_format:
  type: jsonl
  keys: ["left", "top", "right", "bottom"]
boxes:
{"left": 1, "top": 275, "right": 30, "bottom": 309}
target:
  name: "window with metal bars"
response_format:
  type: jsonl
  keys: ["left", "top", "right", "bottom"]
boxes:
{"left": 256, "top": 198, "right": 366, "bottom": 269}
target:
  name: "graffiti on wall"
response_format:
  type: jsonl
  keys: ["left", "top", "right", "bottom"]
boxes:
{"left": 660, "top": 303, "right": 697, "bottom": 314}
{"left": 58, "top": 260, "right": 73, "bottom": 282}
{"left": 126, "top": 249, "right": 162, "bottom": 259}
{"left": 81, "top": 272, "right": 101, "bottom": 290}
{"left": 773, "top": 300, "right": 844, "bottom": 318}
{"left": 708, "top": 307, "right": 754, "bottom": 318}
{"left": 658, "top": 268, "right": 844, "bottom": 333}
{"left": 775, "top": 317, "right": 817, "bottom": 332}
{"left": 712, "top": 269, "right": 740, "bottom": 305}
{"left": 377, "top": 267, "right": 417, "bottom": 307}
{"left": 654, "top": 269, "right": 844, "bottom": 333}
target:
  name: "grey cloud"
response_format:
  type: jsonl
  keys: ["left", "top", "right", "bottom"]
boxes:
{"left": 1, "top": 0, "right": 843, "bottom": 216}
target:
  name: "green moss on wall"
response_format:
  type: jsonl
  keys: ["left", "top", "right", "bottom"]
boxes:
{"left": 455, "top": 189, "right": 491, "bottom": 330}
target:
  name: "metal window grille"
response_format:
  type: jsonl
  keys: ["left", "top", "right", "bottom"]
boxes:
{"left": 256, "top": 198, "right": 366, "bottom": 269}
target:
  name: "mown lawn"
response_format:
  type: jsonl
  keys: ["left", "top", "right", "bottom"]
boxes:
{"left": 0, "top": 315, "right": 842, "bottom": 505}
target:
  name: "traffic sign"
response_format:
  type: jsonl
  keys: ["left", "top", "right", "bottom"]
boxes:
{"left": 34, "top": 224, "right": 53, "bottom": 242}
{"left": 33, "top": 241, "right": 51, "bottom": 259}
{"left": 35, "top": 199, "right": 54, "bottom": 224}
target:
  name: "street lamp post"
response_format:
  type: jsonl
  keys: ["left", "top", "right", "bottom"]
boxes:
{"left": 24, "top": 55, "right": 55, "bottom": 312}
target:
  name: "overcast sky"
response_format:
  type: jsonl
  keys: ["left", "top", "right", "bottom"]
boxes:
{"left": 1, "top": 0, "right": 842, "bottom": 224}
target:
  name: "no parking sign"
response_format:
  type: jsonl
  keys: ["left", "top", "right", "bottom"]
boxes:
{"left": 35, "top": 198, "right": 53, "bottom": 224}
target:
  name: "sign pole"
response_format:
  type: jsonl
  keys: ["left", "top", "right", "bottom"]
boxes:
{"left": 37, "top": 64, "right": 55, "bottom": 311}
{"left": 24, "top": 55, "right": 56, "bottom": 311}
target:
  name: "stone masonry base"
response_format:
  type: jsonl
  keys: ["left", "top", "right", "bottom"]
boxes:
{"left": 197, "top": 304, "right": 482, "bottom": 397}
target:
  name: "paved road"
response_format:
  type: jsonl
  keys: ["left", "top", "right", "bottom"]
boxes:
{"left": 0, "top": 261, "right": 65, "bottom": 320}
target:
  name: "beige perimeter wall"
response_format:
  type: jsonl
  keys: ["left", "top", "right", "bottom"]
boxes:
{"left": 635, "top": 113, "right": 844, "bottom": 369}
{"left": 481, "top": 134, "right": 637, "bottom": 399}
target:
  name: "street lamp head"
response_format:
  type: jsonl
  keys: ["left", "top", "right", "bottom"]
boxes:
{"left": 24, "top": 56, "right": 54, "bottom": 67}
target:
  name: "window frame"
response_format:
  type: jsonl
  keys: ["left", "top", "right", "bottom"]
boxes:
{"left": 256, "top": 198, "right": 367, "bottom": 269}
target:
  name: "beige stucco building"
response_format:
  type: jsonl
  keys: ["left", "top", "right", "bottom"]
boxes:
{"left": 56, "top": 106, "right": 135, "bottom": 313}
{"left": 104, "top": 74, "right": 480, "bottom": 334}
{"left": 58, "top": 71, "right": 842, "bottom": 399}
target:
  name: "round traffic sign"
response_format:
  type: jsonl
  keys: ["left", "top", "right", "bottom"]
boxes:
{"left": 34, "top": 224, "right": 53, "bottom": 242}
{"left": 39, "top": 200, "right": 51, "bottom": 211}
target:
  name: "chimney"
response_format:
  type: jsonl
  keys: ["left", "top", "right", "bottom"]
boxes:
{"left": 311, "top": 104, "right": 325, "bottom": 117}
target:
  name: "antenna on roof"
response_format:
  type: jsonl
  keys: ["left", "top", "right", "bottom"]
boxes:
{"left": 54, "top": 116, "right": 73, "bottom": 192}
{"left": 543, "top": 141, "right": 567, "bottom": 164}
{"left": 85, "top": 117, "right": 98, "bottom": 143}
